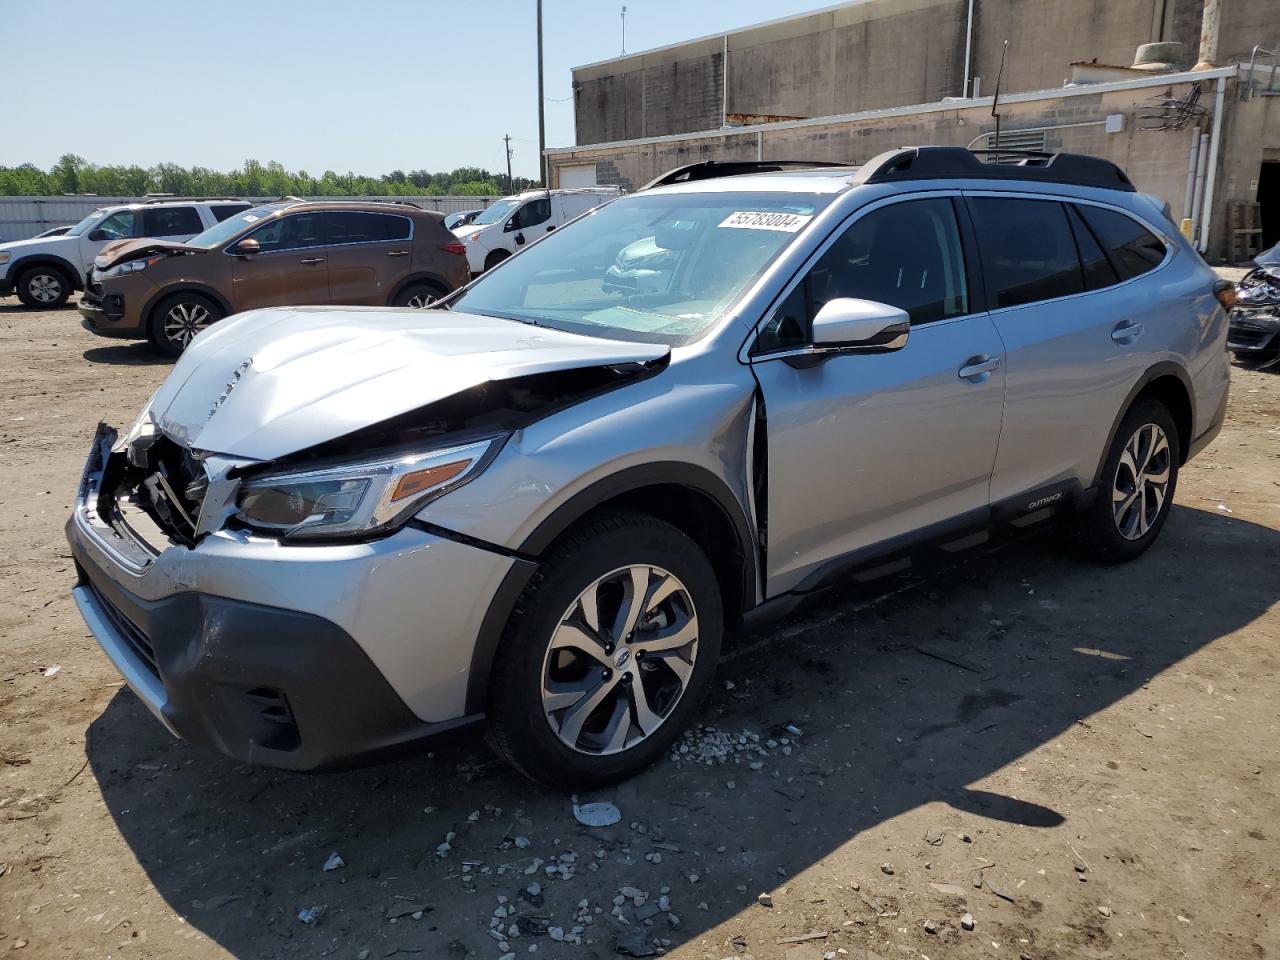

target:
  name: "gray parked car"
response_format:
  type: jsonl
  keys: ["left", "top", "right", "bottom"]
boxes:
{"left": 66, "top": 148, "right": 1231, "bottom": 787}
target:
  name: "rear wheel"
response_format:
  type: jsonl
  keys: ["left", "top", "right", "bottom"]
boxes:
{"left": 16, "top": 265, "right": 72, "bottom": 308}
{"left": 147, "top": 292, "right": 224, "bottom": 358}
{"left": 1077, "top": 398, "right": 1180, "bottom": 563}
{"left": 486, "top": 510, "right": 722, "bottom": 788}
{"left": 391, "top": 281, "right": 446, "bottom": 308}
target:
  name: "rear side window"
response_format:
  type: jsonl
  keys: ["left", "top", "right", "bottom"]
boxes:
{"left": 969, "top": 198, "right": 1083, "bottom": 308}
{"left": 143, "top": 206, "right": 204, "bottom": 237}
{"left": 1066, "top": 205, "right": 1119, "bottom": 290}
{"left": 1074, "top": 205, "right": 1167, "bottom": 281}
{"left": 211, "top": 204, "right": 251, "bottom": 223}
{"left": 326, "top": 212, "right": 412, "bottom": 244}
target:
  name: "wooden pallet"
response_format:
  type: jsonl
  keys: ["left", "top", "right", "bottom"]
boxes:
{"left": 1229, "top": 201, "right": 1263, "bottom": 264}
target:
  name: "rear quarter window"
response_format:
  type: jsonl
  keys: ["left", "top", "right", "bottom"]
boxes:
{"left": 211, "top": 204, "right": 251, "bottom": 223}
{"left": 1074, "top": 205, "right": 1167, "bottom": 281}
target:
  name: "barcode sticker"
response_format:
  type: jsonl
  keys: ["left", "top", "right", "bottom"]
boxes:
{"left": 719, "top": 211, "right": 813, "bottom": 232}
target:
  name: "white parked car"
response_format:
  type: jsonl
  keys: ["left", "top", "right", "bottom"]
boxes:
{"left": 0, "top": 198, "right": 250, "bottom": 308}
{"left": 454, "top": 187, "right": 621, "bottom": 274}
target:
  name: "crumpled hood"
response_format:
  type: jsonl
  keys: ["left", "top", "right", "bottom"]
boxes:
{"left": 95, "top": 238, "right": 200, "bottom": 268}
{"left": 146, "top": 306, "right": 669, "bottom": 460}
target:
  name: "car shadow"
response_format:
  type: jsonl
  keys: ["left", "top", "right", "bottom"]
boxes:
{"left": 85, "top": 504, "right": 1279, "bottom": 957}
{"left": 82, "top": 343, "right": 170, "bottom": 366}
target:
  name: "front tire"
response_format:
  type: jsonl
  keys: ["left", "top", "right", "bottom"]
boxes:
{"left": 147, "top": 292, "right": 224, "bottom": 358}
{"left": 1077, "top": 398, "right": 1180, "bottom": 563}
{"left": 16, "top": 265, "right": 72, "bottom": 308}
{"left": 486, "top": 510, "right": 722, "bottom": 788}
{"left": 483, "top": 248, "right": 510, "bottom": 272}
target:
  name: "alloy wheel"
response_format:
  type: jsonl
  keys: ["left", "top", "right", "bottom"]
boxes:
{"left": 541, "top": 564, "right": 699, "bottom": 756}
{"left": 1112, "top": 422, "right": 1171, "bottom": 540}
{"left": 405, "top": 291, "right": 436, "bottom": 309}
{"left": 29, "top": 273, "right": 62, "bottom": 303}
{"left": 163, "top": 302, "right": 213, "bottom": 349}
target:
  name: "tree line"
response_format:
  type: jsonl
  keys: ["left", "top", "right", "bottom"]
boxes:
{"left": 0, "top": 154, "right": 542, "bottom": 198}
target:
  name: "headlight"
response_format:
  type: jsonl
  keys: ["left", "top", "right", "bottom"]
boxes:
{"left": 101, "top": 255, "right": 162, "bottom": 279}
{"left": 235, "top": 437, "right": 502, "bottom": 541}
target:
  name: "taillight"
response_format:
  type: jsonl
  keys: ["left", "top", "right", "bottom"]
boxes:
{"left": 439, "top": 242, "right": 467, "bottom": 256}
{"left": 1213, "top": 280, "right": 1236, "bottom": 310}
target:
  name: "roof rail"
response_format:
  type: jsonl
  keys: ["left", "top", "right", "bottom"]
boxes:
{"left": 639, "top": 159, "right": 852, "bottom": 191}
{"left": 139, "top": 196, "right": 247, "bottom": 204}
{"left": 269, "top": 196, "right": 424, "bottom": 210}
{"left": 854, "top": 146, "right": 1135, "bottom": 192}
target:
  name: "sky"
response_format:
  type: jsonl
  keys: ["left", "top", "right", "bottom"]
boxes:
{"left": 1, "top": 0, "right": 830, "bottom": 181}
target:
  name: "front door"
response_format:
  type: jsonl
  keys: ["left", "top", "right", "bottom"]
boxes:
{"left": 324, "top": 211, "right": 414, "bottom": 305}
{"left": 750, "top": 195, "right": 1006, "bottom": 596}
{"left": 230, "top": 211, "right": 329, "bottom": 310}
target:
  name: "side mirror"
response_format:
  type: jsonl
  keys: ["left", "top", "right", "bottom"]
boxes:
{"left": 88, "top": 229, "right": 108, "bottom": 242}
{"left": 232, "top": 237, "right": 261, "bottom": 256}
{"left": 786, "top": 298, "right": 909, "bottom": 367}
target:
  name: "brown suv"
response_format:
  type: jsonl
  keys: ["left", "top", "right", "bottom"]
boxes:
{"left": 78, "top": 199, "right": 471, "bottom": 356}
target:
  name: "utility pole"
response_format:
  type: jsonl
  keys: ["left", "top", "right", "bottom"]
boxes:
{"left": 503, "top": 134, "right": 514, "bottom": 193}
{"left": 537, "top": 0, "right": 547, "bottom": 187}
{"left": 621, "top": 5, "right": 627, "bottom": 55}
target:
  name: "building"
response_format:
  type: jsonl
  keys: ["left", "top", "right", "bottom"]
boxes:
{"left": 544, "top": 0, "right": 1280, "bottom": 260}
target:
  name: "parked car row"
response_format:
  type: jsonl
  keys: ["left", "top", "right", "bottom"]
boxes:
{"left": 67, "top": 147, "right": 1232, "bottom": 787}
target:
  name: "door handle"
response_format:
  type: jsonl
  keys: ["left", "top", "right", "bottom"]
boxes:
{"left": 1111, "top": 321, "right": 1143, "bottom": 342}
{"left": 299, "top": 257, "right": 325, "bottom": 265}
{"left": 958, "top": 355, "right": 1001, "bottom": 380}
{"left": 387, "top": 250, "right": 409, "bottom": 257}
{"left": 546, "top": 225, "right": 556, "bottom": 232}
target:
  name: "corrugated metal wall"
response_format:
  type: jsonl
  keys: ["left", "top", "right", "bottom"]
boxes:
{"left": 0, "top": 196, "right": 500, "bottom": 242}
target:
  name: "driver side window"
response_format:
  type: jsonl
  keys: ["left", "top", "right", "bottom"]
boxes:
{"left": 753, "top": 197, "right": 969, "bottom": 355}
{"left": 95, "top": 211, "right": 136, "bottom": 241}
{"left": 509, "top": 198, "right": 551, "bottom": 231}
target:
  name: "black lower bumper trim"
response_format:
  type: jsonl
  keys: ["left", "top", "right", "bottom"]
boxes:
{"left": 70, "top": 541, "right": 480, "bottom": 772}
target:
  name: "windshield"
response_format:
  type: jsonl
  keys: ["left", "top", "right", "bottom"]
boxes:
{"left": 185, "top": 204, "right": 287, "bottom": 249}
{"left": 65, "top": 210, "right": 107, "bottom": 238}
{"left": 450, "top": 191, "right": 831, "bottom": 346}
{"left": 471, "top": 198, "right": 520, "bottom": 227}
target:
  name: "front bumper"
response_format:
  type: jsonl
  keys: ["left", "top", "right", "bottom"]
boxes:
{"left": 67, "top": 425, "right": 526, "bottom": 770}
{"left": 78, "top": 277, "right": 143, "bottom": 338}
{"left": 1228, "top": 310, "right": 1280, "bottom": 354}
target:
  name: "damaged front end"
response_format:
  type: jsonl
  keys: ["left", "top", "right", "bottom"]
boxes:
{"left": 92, "top": 359, "right": 668, "bottom": 552}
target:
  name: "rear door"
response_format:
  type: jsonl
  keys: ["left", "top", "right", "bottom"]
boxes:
{"left": 967, "top": 193, "right": 1171, "bottom": 503}
{"left": 229, "top": 211, "right": 329, "bottom": 310}
{"left": 324, "top": 211, "right": 414, "bottom": 305}
{"left": 141, "top": 205, "right": 205, "bottom": 241}
{"left": 751, "top": 194, "right": 1007, "bottom": 595}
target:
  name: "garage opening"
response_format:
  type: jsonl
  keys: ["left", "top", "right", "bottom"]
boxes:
{"left": 1260, "top": 160, "right": 1280, "bottom": 250}
{"left": 558, "top": 163, "right": 598, "bottom": 188}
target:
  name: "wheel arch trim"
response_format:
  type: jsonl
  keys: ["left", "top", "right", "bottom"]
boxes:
{"left": 10, "top": 253, "right": 84, "bottom": 291}
{"left": 387, "top": 272, "right": 451, "bottom": 305}
{"left": 1092, "top": 360, "right": 1196, "bottom": 487}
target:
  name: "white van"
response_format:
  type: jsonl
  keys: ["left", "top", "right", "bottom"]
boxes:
{"left": 454, "top": 187, "right": 621, "bottom": 274}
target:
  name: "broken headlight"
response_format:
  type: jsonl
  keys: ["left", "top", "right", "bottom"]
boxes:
{"left": 235, "top": 437, "right": 502, "bottom": 541}
{"left": 100, "top": 255, "right": 163, "bottom": 279}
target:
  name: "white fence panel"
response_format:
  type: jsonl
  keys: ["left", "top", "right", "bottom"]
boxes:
{"left": 0, "top": 196, "right": 500, "bottom": 242}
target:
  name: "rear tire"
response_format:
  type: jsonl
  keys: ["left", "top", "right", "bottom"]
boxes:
{"left": 486, "top": 509, "right": 722, "bottom": 789}
{"left": 16, "top": 265, "right": 72, "bottom": 308}
{"left": 147, "top": 292, "right": 224, "bottom": 358}
{"left": 483, "top": 249, "right": 510, "bottom": 272}
{"left": 1077, "top": 398, "right": 1180, "bottom": 563}
{"left": 391, "top": 282, "right": 446, "bottom": 308}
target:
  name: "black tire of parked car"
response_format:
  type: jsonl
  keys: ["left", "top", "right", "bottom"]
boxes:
{"left": 146, "top": 292, "right": 226, "bottom": 358}
{"left": 1077, "top": 397, "right": 1180, "bottom": 564}
{"left": 484, "top": 249, "right": 511, "bottom": 272}
{"left": 486, "top": 509, "right": 723, "bottom": 788}
{"left": 16, "top": 265, "right": 73, "bottom": 309}
{"left": 390, "top": 281, "right": 447, "bottom": 309}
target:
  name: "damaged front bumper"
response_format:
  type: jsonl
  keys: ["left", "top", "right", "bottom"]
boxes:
{"left": 67, "top": 424, "right": 522, "bottom": 770}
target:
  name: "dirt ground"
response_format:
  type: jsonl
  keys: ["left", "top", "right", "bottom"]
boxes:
{"left": 0, "top": 293, "right": 1277, "bottom": 960}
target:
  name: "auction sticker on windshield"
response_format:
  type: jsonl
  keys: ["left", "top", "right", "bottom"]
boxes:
{"left": 719, "top": 211, "right": 813, "bottom": 232}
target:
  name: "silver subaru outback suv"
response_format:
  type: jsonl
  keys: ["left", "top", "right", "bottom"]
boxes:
{"left": 67, "top": 148, "right": 1231, "bottom": 787}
